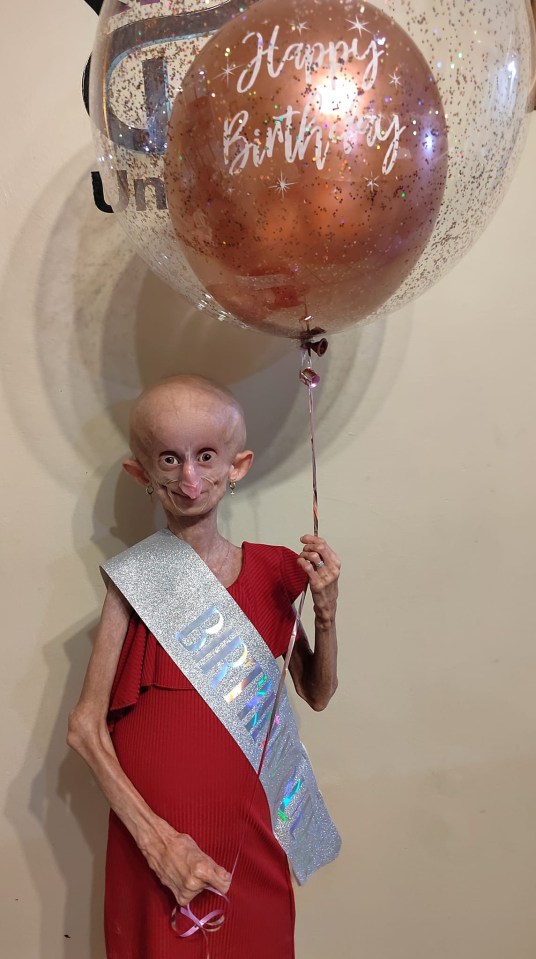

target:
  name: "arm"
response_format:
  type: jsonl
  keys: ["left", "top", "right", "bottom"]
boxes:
{"left": 288, "top": 535, "right": 340, "bottom": 712}
{"left": 67, "top": 580, "right": 231, "bottom": 905}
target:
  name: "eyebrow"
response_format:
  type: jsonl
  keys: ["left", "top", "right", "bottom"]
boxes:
{"left": 158, "top": 446, "right": 218, "bottom": 456}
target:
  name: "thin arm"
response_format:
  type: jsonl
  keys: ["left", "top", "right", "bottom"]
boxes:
{"left": 288, "top": 535, "right": 340, "bottom": 711}
{"left": 67, "top": 580, "right": 231, "bottom": 905}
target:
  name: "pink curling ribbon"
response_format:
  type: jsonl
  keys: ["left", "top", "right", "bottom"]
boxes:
{"left": 169, "top": 337, "right": 327, "bottom": 953}
{"left": 171, "top": 886, "right": 228, "bottom": 958}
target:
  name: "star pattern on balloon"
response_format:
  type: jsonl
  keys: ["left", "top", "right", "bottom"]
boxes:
{"left": 346, "top": 17, "right": 370, "bottom": 35}
{"left": 291, "top": 21, "right": 309, "bottom": 34}
{"left": 270, "top": 173, "right": 295, "bottom": 196}
{"left": 389, "top": 70, "right": 402, "bottom": 88}
{"left": 364, "top": 172, "right": 380, "bottom": 194}
{"left": 217, "top": 62, "right": 238, "bottom": 84}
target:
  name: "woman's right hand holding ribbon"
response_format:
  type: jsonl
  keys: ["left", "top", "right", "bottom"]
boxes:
{"left": 143, "top": 818, "right": 231, "bottom": 906}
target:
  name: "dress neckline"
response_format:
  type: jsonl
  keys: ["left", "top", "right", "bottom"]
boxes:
{"left": 225, "top": 542, "right": 247, "bottom": 591}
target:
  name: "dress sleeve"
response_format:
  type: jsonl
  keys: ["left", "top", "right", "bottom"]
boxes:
{"left": 278, "top": 545, "right": 308, "bottom": 605}
{"left": 108, "top": 612, "right": 148, "bottom": 713}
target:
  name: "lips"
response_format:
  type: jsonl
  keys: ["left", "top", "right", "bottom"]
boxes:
{"left": 180, "top": 484, "right": 202, "bottom": 500}
{"left": 169, "top": 484, "right": 203, "bottom": 502}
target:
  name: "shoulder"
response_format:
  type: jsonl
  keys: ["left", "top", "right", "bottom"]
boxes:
{"left": 242, "top": 542, "right": 307, "bottom": 600}
{"left": 242, "top": 542, "right": 299, "bottom": 568}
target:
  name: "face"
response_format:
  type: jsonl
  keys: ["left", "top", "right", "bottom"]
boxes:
{"left": 129, "top": 387, "right": 249, "bottom": 519}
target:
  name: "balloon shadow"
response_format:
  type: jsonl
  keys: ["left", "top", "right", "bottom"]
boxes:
{"left": 1, "top": 150, "right": 394, "bottom": 495}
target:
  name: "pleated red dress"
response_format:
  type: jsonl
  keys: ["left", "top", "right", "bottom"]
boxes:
{"left": 105, "top": 542, "right": 307, "bottom": 959}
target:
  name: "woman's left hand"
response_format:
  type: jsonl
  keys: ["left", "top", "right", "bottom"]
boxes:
{"left": 297, "top": 534, "right": 341, "bottom": 627}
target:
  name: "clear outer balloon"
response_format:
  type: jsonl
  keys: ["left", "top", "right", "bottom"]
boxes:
{"left": 89, "top": 0, "right": 535, "bottom": 336}
{"left": 164, "top": 1, "right": 449, "bottom": 338}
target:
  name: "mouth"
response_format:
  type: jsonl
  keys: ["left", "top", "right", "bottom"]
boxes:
{"left": 166, "top": 486, "right": 204, "bottom": 503}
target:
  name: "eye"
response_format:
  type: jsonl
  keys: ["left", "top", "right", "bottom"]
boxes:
{"left": 198, "top": 451, "right": 214, "bottom": 463}
{"left": 159, "top": 453, "right": 180, "bottom": 467}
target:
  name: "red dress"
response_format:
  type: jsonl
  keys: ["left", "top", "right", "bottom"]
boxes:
{"left": 105, "top": 543, "right": 307, "bottom": 959}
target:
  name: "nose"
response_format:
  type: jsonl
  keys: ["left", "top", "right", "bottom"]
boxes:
{"left": 178, "top": 460, "right": 202, "bottom": 499}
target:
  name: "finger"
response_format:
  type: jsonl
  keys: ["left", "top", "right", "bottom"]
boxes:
{"left": 184, "top": 873, "right": 207, "bottom": 895}
{"left": 300, "top": 534, "right": 327, "bottom": 549}
{"left": 304, "top": 551, "right": 324, "bottom": 569}
{"left": 197, "top": 861, "right": 232, "bottom": 894}
{"left": 308, "top": 549, "right": 340, "bottom": 573}
{"left": 175, "top": 876, "right": 204, "bottom": 906}
{"left": 210, "top": 868, "right": 232, "bottom": 894}
{"left": 299, "top": 545, "right": 332, "bottom": 568}
{"left": 300, "top": 536, "right": 339, "bottom": 565}
{"left": 297, "top": 556, "right": 326, "bottom": 578}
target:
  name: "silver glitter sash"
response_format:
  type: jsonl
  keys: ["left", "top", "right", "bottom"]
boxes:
{"left": 102, "top": 529, "right": 341, "bottom": 883}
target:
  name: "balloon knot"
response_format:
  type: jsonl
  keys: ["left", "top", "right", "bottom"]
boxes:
{"left": 301, "top": 337, "right": 329, "bottom": 357}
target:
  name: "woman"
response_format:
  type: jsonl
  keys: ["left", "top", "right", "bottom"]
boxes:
{"left": 68, "top": 374, "right": 340, "bottom": 958}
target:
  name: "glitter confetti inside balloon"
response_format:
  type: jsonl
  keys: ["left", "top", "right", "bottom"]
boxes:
{"left": 89, "top": 0, "right": 535, "bottom": 335}
{"left": 165, "top": 0, "right": 449, "bottom": 338}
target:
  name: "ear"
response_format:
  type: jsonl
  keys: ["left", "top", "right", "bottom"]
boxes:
{"left": 230, "top": 449, "right": 254, "bottom": 483}
{"left": 123, "top": 457, "right": 151, "bottom": 487}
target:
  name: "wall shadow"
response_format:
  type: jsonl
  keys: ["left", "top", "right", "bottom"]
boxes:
{"left": 0, "top": 151, "right": 393, "bottom": 493}
{"left": 4, "top": 615, "right": 108, "bottom": 959}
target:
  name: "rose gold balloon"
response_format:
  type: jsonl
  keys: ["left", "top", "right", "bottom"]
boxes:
{"left": 165, "top": 0, "right": 448, "bottom": 339}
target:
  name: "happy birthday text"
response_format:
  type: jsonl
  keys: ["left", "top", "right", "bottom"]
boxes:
{"left": 222, "top": 27, "right": 406, "bottom": 177}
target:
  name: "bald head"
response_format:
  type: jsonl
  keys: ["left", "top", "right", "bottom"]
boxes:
{"left": 129, "top": 375, "right": 247, "bottom": 465}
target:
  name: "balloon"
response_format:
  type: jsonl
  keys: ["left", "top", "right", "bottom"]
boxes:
{"left": 165, "top": 0, "right": 448, "bottom": 339}
{"left": 89, "top": 0, "right": 535, "bottom": 335}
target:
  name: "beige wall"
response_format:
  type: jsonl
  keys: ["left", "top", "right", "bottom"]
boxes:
{"left": 2, "top": 3, "right": 536, "bottom": 957}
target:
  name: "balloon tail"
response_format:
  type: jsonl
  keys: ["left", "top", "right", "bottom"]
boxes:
{"left": 257, "top": 337, "right": 328, "bottom": 768}
{"left": 298, "top": 340, "right": 325, "bottom": 537}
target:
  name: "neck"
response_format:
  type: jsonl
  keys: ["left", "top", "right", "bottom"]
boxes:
{"left": 165, "top": 506, "right": 242, "bottom": 587}
{"left": 165, "top": 508, "right": 227, "bottom": 561}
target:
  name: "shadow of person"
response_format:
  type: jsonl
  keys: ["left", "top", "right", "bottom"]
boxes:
{"left": 4, "top": 615, "right": 108, "bottom": 959}
{"left": 125, "top": 270, "right": 386, "bottom": 489}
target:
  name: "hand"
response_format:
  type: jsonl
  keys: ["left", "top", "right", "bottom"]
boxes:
{"left": 144, "top": 819, "right": 231, "bottom": 906}
{"left": 297, "top": 535, "right": 340, "bottom": 627}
